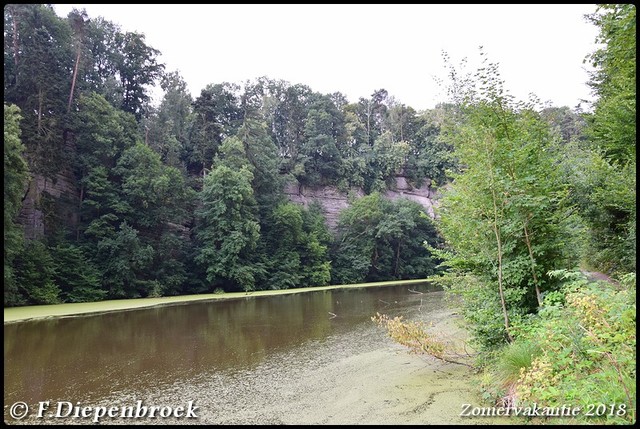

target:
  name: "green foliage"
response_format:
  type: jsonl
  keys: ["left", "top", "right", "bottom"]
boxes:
{"left": 4, "top": 4, "right": 72, "bottom": 176}
{"left": 514, "top": 271, "right": 636, "bottom": 424}
{"left": 50, "top": 243, "right": 105, "bottom": 303}
{"left": 115, "top": 31, "right": 164, "bottom": 120}
{"left": 114, "top": 143, "right": 192, "bottom": 228}
{"left": 4, "top": 104, "right": 29, "bottom": 305}
{"left": 565, "top": 4, "right": 637, "bottom": 275}
{"left": 494, "top": 340, "right": 541, "bottom": 388}
{"left": 235, "top": 117, "right": 284, "bottom": 210}
{"left": 585, "top": 4, "right": 636, "bottom": 164}
{"left": 145, "top": 71, "right": 194, "bottom": 170}
{"left": 432, "top": 50, "right": 577, "bottom": 349}
{"left": 261, "top": 202, "right": 332, "bottom": 289}
{"left": 560, "top": 144, "right": 636, "bottom": 273}
{"left": 195, "top": 163, "right": 262, "bottom": 292}
{"left": 332, "top": 193, "right": 441, "bottom": 284}
{"left": 405, "top": 111, "right": 456, "bottom": 187}
{"left": 13, "top": 240, "right": 61, "bottom": 305}
{"left": 93, "top": 222, "right": 154, "bottom": 298}
{"left": 299, "top": 95, "right": 344, "bottom": 187}
{"left": 188, "top": 82, "right": 242, "bottom": 176}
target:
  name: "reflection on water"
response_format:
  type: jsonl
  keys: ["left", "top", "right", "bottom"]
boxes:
{"left": 4, "top": 283, "right": 440, "bottom": 422}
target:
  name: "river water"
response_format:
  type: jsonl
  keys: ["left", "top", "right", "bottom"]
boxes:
{"left": 4, "top": 283, "right": 511, "bottom": 424}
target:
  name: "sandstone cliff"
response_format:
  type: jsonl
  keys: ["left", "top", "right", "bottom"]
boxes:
{"left": 284, "top": 176, "right": 438, "bottom": 230}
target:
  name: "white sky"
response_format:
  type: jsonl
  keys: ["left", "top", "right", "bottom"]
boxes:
{"left": 53, "top": 4, "right": 601, "bottom": 111}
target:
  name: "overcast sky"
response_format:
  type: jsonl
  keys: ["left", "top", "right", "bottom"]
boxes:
{"left": 53, "top": 4, "right": 601, "bottom": 111}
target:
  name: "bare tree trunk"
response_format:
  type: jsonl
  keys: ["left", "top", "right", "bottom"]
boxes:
{"left": 11, "top": 7, "right": 20, "bottom": 70}
{"left": 366, "top": 100, "right": 372, "bottom": 145}
{"left": 68, "top": 47, "right": 81, "bottom": 113}
{"left": 77, "top": 183, "right": 84, "bottom": 241}
{"left": 523, "top": 221, "right": 543, "bottom": 306}
{"left": 491, "top": 186, "right": 513, "bottom": 343}
{"left": 37, "top": 89, "right": 43, "bottom": 133}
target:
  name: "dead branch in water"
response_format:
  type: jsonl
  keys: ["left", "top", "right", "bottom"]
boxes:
{"left": 372, "top": 312, "right": 474, "bottom": 368}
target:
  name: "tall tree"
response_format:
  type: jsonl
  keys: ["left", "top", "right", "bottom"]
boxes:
{"left": 4, "top": 104, "right": 29, "bottom": 305}
{"left": 115, "top": 31, "right": 164, "bottom": 120}
{"left": 433, "top": 52, "right": 575, "bottom": 349}
{"left": 299, "top": 95, "right": 345, "bottom": 187}
{"left": 66, "top": 8, "right": 88, "bottom": 112}
{"left": 585, "top": 4, "right": 636, "bottom": 164}
{"left": 195, "top": 138, "right": 262, "bottom": 292}
{"left": 145, "top": 71, "right": 194, "bottom": 169}
{"left": 4, "top": 4, "right": 73, "bottom": 176}
{"left": 188, "top": 82, "right": 242, "bottom": 177}
{"left": 570, "top": 4, "right": 636, "bottom": 274}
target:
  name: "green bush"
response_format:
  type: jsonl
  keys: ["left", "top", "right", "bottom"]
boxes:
{"left": 514, "top": 271, "right": 636, "bottom": 424}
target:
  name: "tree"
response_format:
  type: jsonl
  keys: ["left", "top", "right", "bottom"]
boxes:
{"left": 50, "top": 242, "right": 104, "bottom": 302}
{"left": 188, "top": 82, "right": 242, "bottom": 177}
{"left": 4, "top": 104, "right": 29, "bottom": 305}
{"left": 72, "top": 92, "right": 138, "bottom": 240}
{"left": 570, "top": 4, "right": 636, "bottom": 274}
{"left": 332, "top": 193, "right": 441, "bottom": 284}
{"left": 145, "top": 71, "right": 194, "bottom": 169}
{"left": 261, "top": 202, "right": 332, "bottom": 289}
{"left": 299, "top": 95, "right": 345, "bottom": 187}
{"left": 12, "top": 240, "right": 60, "bottom": 304}
{"left": 4, "top": 4, "right": 73, "bottom": 177}
{"left": 114, "top": 143, "right": 191, "bottom": 229}
{"left": 368, "top": 131, "right": 410, "bottom": 192}
{"left": 93, "top": 222, "right": 154, "bottom": 298}
{"left": 405, "top": 105, "right": 456, "bottom": 187}
{"left": 235, "top": 116, "right": 285, "bottom": 212}
{"left": 432, "top": 51, "right": 575, "bottom": 349}
{"left": 195, "top": 139, "right": 262, "bottom": 292}
{"left": 66, "top": 8, "right": 89, "bottom": 112}
{"left": 115, "top": 31, "right": 164, "bottom": 120}
{"left": 585, "top": 4, "right": 636, "bottom": 164}
{"left": 270, "top": 82, "right": 314, "bottom": 172}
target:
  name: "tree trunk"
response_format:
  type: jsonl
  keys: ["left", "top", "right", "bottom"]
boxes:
{"left": 523, "top": 221, "right": 543, "bottom": 306}
{"left": 37, "top": 89, "right": 44, "bottom": 133}
{"left": 11, "top": 5, "right": 20, "bottom": 81}
{"left": 491, "top": 186, "right": 513, "bottom": 343}
{"left": 395, "top": 241, "right": 401, "bottom": 277}
{"left": 68, "top": 47, "right": 81, "bottom": 113}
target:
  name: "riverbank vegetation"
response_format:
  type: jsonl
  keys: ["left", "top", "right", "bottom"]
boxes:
{"left": 376, "top": 4, "right": 635, "bottom": 424}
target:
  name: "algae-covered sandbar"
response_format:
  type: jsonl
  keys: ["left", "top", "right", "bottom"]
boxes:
{"left": 4, "top": 279, "right": 431, "bottom": 323}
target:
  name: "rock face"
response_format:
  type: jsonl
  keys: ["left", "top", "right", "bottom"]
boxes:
{"left": 18, "top": 170, "right": 79, "bottom": 240}
{"left": 384, "top": 176, "right": 438, "bottom": 219}
{"left": 284, "top": 182, "right": 364, "bottom": 230}
{"left": 284, "top": 176, "right": 439, "bottom": 230}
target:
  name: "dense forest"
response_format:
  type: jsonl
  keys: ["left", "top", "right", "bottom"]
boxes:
{"left": 3, "top": 3, "right": 635, "bottom": 423}
{"left": 4, "top": 4, "right": 455, "bottom": 305}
